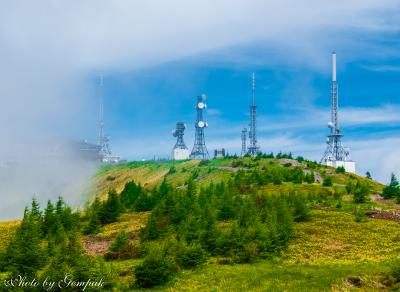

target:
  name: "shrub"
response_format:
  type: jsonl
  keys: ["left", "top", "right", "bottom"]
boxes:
{"left": 110, "top": 231, "right": 128, "bottom": 252}
{"left": 191, "top": 169, "right": 200, "bottom": 179}
{"left": 293, "top": 198, "right": 311, "bottom": 222}
{"left": 216, "top": 258, "right": 234, "bottom": 265}
{"left": 390, "top": 259, "right": 400, "bottom": 282}
{"left": 168, "top": 166, "right": 177, "bottom": 175}
{"left": 240, "top": 242, "right": 260, "bottom": 263}
{"left": 198, "top": 160, "right": 209, "bottom": 167}
{"left": 304, "top": 172, "right": 315, "bottom": 184}
{"left": 335, "top": 166, "right": 345, "bottom": 174}
{"left": 382, "top": 259, "right": 400, "bottom": 289}
{"left": 176, "top": 243, "right": 208, "bottom": 269}
{"left": 354, "top": 207, "right": 368, "bottom": 222}
{"left": 134, "top": 250, "right": 178, "bottom": 288}
{"left": 352, "top": 182, "right": 370, "bottom": 203}
{"left": 323, "top": 177, "right": 333, "bottom": 187}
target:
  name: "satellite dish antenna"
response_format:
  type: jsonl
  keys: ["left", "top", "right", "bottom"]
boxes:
{"left": 197, "top": 102, "right": 205, "bottom": 109}
{"left": 327, "top": 122, "right": 334, "bottom": 128}
{"left": 197, "top": 121, "right": 205, "bottom": 128}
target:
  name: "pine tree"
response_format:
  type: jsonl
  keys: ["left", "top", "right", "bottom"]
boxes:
{"left": 134, "top": 192, "right": 153, "bottom": 212}
{"left": 186, "top": 178, "right": 197, "bottom": 198}
{"left": 2, "top": 206, "right": 45, "bottom": 277}
{"left": 99, "top": 189, "right": 122, "bottom": 224}
{"left": 143, "top": 215, "right": 160, "bottom": 240}
{"left": 84, "top": 197, "right": 102, "bottom": 234}
{"left": 120, "top": 180, "right": 143, "bottom": 210}
{"left": 43, "top": 200, "right": 56, "bottom": 236}
{"left": 57, "top": 198, "right": 76, "bottom": 231}
{"left": 30, "top": 198, "right": 42, "bottom": 221}
{"left": 382, "top": 173, "right": 400, "bottom": 200}
{"left": 109, "top": 231, "right": 129, "bottom": 252}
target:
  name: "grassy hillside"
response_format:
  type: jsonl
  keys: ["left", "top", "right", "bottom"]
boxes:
{"left": 0, "top": 221, "right": 19, "bottom": 251}
{"left": 81, "top": 157, "right": 398, "bottom": 291}
{"left": 101, "top": 210, "right": 400, "bottom": 291}
{"left": 1, "top": 156, "right": 399, "bottom": 291}
{"left": 91, "top": 157, "right": 383, "bottom": 200}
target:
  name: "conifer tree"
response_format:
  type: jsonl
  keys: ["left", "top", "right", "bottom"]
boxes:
{"left": 382, "top": 173, "right": 400, "bottom": 200}
{"left": 43, "top": 200, "right": 56, "bottom": 236}
{"left": 120, "top": 180, "right": 143, "bottom": 210}
{"left": 186, "top": 177, "right": 197, "bottom": 198}
{"left": 99, "top": 189, "right": 122, "bottom": 224}
{"left": 2, "top": 206, "right": 45, "bottom": 277}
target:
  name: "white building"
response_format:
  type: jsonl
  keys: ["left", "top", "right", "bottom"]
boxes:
{"left": 325, "top": 160, "right": 356, "bottom": 174}
{"left": 172, "top": 148, "right": 190, "bottom": 160}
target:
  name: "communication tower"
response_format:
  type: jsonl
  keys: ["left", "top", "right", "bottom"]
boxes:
{"left": 98, "top": 76, "right": 120, "bottom": 164}
{"left": 247, "top": 73, "right": 260, "bottom": 155}
{"left": 190, "top": 94, "right": 210, "bottom": 160}
{"left": 320, "top": 52, "right": 355, "bottom": 173}
{"left": 171, "top": 122, "right": 190, "bottom": 160}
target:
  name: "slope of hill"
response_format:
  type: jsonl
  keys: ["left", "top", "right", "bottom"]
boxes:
{"left": 91, "top": 157, "right": 382, "bottom": 200}
{"left": 1, "top": 156, "right": 399, "bottom": 291}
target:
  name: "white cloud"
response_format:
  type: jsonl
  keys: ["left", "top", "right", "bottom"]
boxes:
{"left": 361, "top": 65, "right": 400, "bottom": 72}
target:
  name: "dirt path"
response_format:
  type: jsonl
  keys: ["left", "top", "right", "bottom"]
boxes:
{"left": 82, "top": 235, "right": 112, "bottom": 256}
{"left": 365, "top": 210, "right": 400, "bottom": 222}
{"left": 215, "top": 166, "right": 246, "bottom": 172}
{"left": 371, "top": 194, "right": 400, "bottom": 209}
{"left": 367, "top": 194, "right": 400, "bottom": 222}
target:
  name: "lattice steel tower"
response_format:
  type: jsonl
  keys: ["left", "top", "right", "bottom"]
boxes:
{"left": 172, "top": 122, "right": 190, "bottom": 160}
{"left": 321, "top": 52, "right": 350, "bottom": 163}
{"left": 172, "top": 122, "right": 188, "bottom": 150}
{"left": 190, "top": 94, "right": 209, "bottom": 160}
{"left": 241, "top": 128, "right": 247, "bottom": 156}
{"left": 98, "top": 76, "right": 112, "bottom": 157}
{"left": 247, "top": 73, "right": 260, "bottom": 155}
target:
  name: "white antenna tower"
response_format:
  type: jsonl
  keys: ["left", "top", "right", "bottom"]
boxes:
{"left": 247, "top": 73, "right": 260, "bottom": 155}
{"left": 320, "top": 52, "right": 355, "bottom": 173}
{"left": 98, "top": 76, "right": 115, "bottom": 161}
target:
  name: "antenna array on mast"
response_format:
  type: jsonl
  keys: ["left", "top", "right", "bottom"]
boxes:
{"left": 247, "top": 73, "right": 260, "bottom": 156}
{"left": 320, "top": 52, "right": 355, "bottom": 173}
{"left": 190, "top": 94, "right": 210, "bottom": 160}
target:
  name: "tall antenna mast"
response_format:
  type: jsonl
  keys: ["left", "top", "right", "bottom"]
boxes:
{"left": 190, "top": 94, "right": 209, "bottom": 160}
{"left": 98, "top": 76, "right": 112, "bottom": 158}
{"left": 321, "top": 52, "right": 353, "bottom": 166}
{"left": 99, "top": 75, "right": 105, "bottom": 146}
{"left": 247, "top": 73, "right": 260, "bottom": 155}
